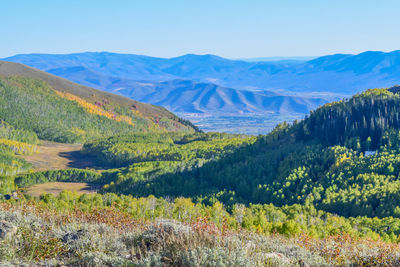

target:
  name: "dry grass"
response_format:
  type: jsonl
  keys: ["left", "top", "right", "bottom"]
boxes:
{"left": 19, "top": 140, "right": 99, "bottom": 171}
{"left": 24, "top": 182, "right": 98, "bottom": 197}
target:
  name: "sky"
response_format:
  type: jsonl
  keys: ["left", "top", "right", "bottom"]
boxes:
{"left": 1, "top": 0, "right": 400, "bottom": 59}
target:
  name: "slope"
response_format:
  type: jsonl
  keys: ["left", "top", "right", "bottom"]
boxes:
{"left": 0, "top": 61, "right": 197, "bottom": 144}
{"left": 0, "top": 61, "right": 196, "bottom": 127}
{"left": 82, "top": 86, "right": 400, "bottom": 219}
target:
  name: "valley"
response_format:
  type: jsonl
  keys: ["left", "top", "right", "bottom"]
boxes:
{"left": 179, "top": 113, "right": 303, "bottom": 135}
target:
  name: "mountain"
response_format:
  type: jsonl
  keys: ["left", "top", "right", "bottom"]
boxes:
{"left": 21, "top": 62, "right": 325, "bottom": 116}
{"left": 241, "top": 56, "right": 317, "bottom": 62}
{"left": 108, "top": 79, "right": 326, "bottom": 115}
{"left": 0, "top": 61, "right": 197, "bottom": 143}
{"left": 3, "top": 52, "right": 175, "bottom": 80}
{"left": 4, "top": 50, "right": 400, "bottom": 94}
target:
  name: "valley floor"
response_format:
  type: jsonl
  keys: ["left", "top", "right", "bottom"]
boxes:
{"left": 20, "top": 141, "right": 97, "bottom": 171}
{"left": 178, "top": 113, "right": 303, "bottom": 135}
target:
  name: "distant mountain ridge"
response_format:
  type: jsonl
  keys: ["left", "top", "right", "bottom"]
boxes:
{"left": 4, "top": 50, "right": 400, "bottom": 94}
{"left": 108, "top": 79, "right": 326, "bottom": 115}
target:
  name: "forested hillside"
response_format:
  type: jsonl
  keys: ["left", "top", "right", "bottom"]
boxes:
{"left": 0, "top": 61, "right": 197, "bottom": 142}
{"left": 73, "top": 87, "right": 400, "bottom": 220}
{"left": 0, "top": 121, "right": 37, "bottom": 183}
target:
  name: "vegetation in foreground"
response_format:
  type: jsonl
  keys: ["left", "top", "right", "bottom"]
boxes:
{"left": 1, "top": 196, "right": 400, "bottom": 266}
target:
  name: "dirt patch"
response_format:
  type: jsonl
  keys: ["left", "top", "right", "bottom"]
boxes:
{"left": 20, "top": 141, "right": 98, "bottom": 171}
{"left": 24, "top": 182, "right": 100, "bottom": 197}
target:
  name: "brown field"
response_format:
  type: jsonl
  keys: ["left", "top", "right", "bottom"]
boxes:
{"left": 20, "top": 140, "right": 98, "bottom": 171}
{"left": 24, "top": 182, "right": 99, "bottom": 197}
{"left": 19, "top": 141, "right": 104, "bottom": 197}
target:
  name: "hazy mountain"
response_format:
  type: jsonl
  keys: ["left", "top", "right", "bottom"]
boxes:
{"left": 240, "top": 56, "right": 317, "bottom": 62}
{"left": 9, "top": 61, "right": 323, "bottom": 116}
{"left": 109, "top": 79, "right": 326, "bottom": 115}
{"left": 4, "top": 50, "right": 400, "bottom": 94}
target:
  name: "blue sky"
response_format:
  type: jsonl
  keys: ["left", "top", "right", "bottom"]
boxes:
{"left": 1, "top": 0, "right": 400, "bottom": 58}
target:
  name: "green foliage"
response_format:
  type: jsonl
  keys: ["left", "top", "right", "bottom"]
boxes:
{"left": 4, "top": 84, "right": 400, "bottom": 265}
{"left": 0, "top": 121, "right": 37, "bottom": 178}
{"left": 0, "top": 150, "right": 31, "bottom": 177}
{"left": 82, "top": 132, "right": 255, "bottom": 167}
{"left": 0, "top": 176, "right": 16, "bottom": 194}
{"left": 0, "top": 77, "right": 133, "bottom": 143}
{"left": 295, "top": 88, "right": 400, "bottom": 149}
{"left": 0, "top": 121, "right": 38, "bottom": 144}
{"left": 14, "top": 169, "right": 102, "bottom": 187}
{"left": 81, "top": 88, "right": 400, "bottom": 221}
{"left": 14, "top": 192, "right": 400, "bottom": 241}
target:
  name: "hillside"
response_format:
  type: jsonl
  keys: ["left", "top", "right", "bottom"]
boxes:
{"left": 79, "top": 86, "right": 400, "bottom": 220}
{"left": 0, "top": 61, "right": 197, "bottom": 143}
{"left": 5, "top": 50, "right": 400, "bottom": 94}
{"left": 0, "top": 61, "right": 196, "bottom": 178}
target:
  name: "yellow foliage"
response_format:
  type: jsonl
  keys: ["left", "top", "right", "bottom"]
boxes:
{"left": 0, "top": 138, "right": 38, "bottom": 155}
{"left": 335, "top": 153, "right": 351, "bottom": 167}
{"left": 55, "top": 91, "right": 135, "bottom": 126}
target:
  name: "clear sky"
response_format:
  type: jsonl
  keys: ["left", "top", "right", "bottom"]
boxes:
{"left": 1, "top": 0, "right": 400, "bottom": 58}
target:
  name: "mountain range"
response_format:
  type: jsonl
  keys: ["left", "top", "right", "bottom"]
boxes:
{"left": 4, "top": 50, "right": 400, "bottom": 95}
